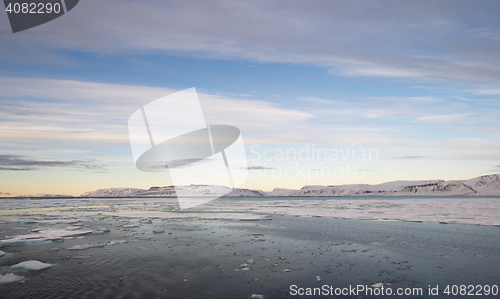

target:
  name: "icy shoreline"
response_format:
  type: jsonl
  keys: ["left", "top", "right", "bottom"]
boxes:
{"left": 0, "top": 196, "right": 498, "bottom": 227}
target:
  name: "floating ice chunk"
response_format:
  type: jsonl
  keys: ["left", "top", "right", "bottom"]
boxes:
{"left": 246, "top": 259, "right": 255, "bottom": 264}
{"left": 91, "top": 230, "right": 107, "bottom": 234}
{"left": 106, "top": 240, "right": 127, "bottom": 246}
{"left": 0, "top": 250, "right": 5, "bottom": 256}
{"left": 316, "top": 276, "right": 321, "bottom": 282}
{"left": 0, "top": 228, "right": 93, "bottom": 247}
{"left": 64, "top": 237, "right": 75, "bottom": 240}
{"left": 371, "top": 282, "right": 391, "bottom": 288}
{"left": 68, "top": 243, "right": 106, "bottom": 250}
{"left": 11, "top": 260, "right": 54, "bottom": 270}
{"left": 250, "top": 295, "right": 264, "bottom": 299}
{"left": 241, "top": 263, "right": 248, "bottom": 267}
{"left": 122, "top": 224, "right": 140, "bottom": 228}
{"left": 0, "top": 273, "right": 24, "bottom": 284}
{"left": 240, "top": 217, "right": 260, "bottom": 221}
{"left": 241, "top": 267, "right": 250, "bottom": 271}
{"left": 281, "top": 268, "right": 292, "bottom": 272}
{"left": 64, "top": 226, "right": 81, "bottom": 231}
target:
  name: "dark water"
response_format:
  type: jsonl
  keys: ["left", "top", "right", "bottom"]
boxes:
{"left": 0, "top": 214, "right": 499, "bottom": 299}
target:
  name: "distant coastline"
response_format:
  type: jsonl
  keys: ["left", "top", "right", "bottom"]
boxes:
{"left": 6, "top": 174, "right": 499, "bottom": 198}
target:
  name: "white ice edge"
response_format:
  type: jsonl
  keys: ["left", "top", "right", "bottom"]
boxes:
{"left": 0, "top": 228, "right": 93, "bottom": 247}
{"left": 0, "top": 197, "right": 498, "bottom": 227}
{"left": 11, "top": 260, "right": 54, "bottom": 270}
{"left": 0, "top": 273, "right": 24, "bottom": 284}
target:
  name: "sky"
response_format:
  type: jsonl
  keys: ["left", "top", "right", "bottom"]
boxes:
{"left": 1, "top": 0, "right": 500, "bottom": 196}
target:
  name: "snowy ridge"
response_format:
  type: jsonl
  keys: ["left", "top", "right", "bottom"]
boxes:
{"left": 81, "top": 188, "right": 144, "bottom": 197}
{"left": 79, "top": 174, "right": 500, "bottom": 197}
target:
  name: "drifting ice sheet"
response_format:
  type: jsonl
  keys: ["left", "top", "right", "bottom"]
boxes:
{"left": 0, "top": 273, "right": 24, "bottom": 284}
{"left": 11, "top": 260, "right": 54, "bottom": 270}
{"left": 0, "top": 228, "right": 93, "bottom": 247}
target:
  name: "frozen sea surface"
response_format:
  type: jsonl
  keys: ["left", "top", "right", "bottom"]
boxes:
{"left": 0, "top": 197, "right": 498, "bottom": 298}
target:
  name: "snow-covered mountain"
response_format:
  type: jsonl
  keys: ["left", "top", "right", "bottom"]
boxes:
{"left": 462, "top": 174, "right": 500, "bottom": 195}
{"left": 80, "top": 174, "right": 500, "bottom": 197}
{"left": 81, "top": 188, "right": 144, "bottom": 197}
{"left": 266, "top": 175, "right": 499, "bottom": 196}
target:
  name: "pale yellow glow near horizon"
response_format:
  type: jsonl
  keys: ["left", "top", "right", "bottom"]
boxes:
{"left": 0, "top": 158, "right": 495, "bottom": 197}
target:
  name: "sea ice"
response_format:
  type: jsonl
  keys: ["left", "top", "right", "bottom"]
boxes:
{"left": 371, "top": 282, "right": 391, "bottom": 288}
{"left": 11, "top": 260, "right": 54, "bottom": 270}
{"left": 68, "top": 243, "right": 106, "bottom": 250}
{"left": 106, "top": 240, "right": 127, "bottom": 246}
{"left": 0, "top": 273, "right": 24, "bottom": 284}
{"left": 0, "top": 228, "right": 93, "bottom": 247}
{"left": 0, "top": 250, "right": 5, "bottom": 256}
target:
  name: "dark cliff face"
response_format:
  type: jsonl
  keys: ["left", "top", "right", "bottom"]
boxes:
{"left": 475, "top": 174, "right": 500, "bottom": 187}
{"left": 398, "top": 181, "right": 476, "bottom": 194}
{"left": 226, "top": 188, "right": 266, "bottom": 196}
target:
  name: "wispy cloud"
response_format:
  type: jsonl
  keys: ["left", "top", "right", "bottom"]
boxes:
{"left": 0, "top": 77, "right": 314, "bottom": 146}
{"left": 467, "top": 89, "right": 500, "bottom": 95}
{"left": 387, "top": 156, "right": 428, "bottom": 160}
{"left": 0, "top": 155, "right": 104, "bottom": 171}
{"left": 1, "top": 1, "right": 500, "bottom": 83}
{"left": 245, "top": 166, "right": 275, "bottom": 170}
{"left": 417, "top": 114, "right": 473, "bottom": 123}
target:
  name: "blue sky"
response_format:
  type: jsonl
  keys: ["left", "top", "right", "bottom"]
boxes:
{"left": 1, "top": 0, "right": 500, "bottom": 196}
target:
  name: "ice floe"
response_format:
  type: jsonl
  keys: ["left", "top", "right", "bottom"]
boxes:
{"left": 11, "top": 260, "right": 54, "bottom": 270}
{"left": 67, "top": 240, "right": 127, "bottom": 250}
{"left": 0, "top": 195, "right": 498, "bottom": 227}
{"left": 68, "top": 243, "right": 106, "bottom": 250}
{"left": 0, "top": 228, "right": 93, "bottom": 247}
{"left": 122, "top": 224, "right": 140, "bottom": 228}
{"left": 0, "top": 250, "right": 5, "bottom": 256}
{"left": 0, "top": 273, "right": 24, "bottom": 284}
